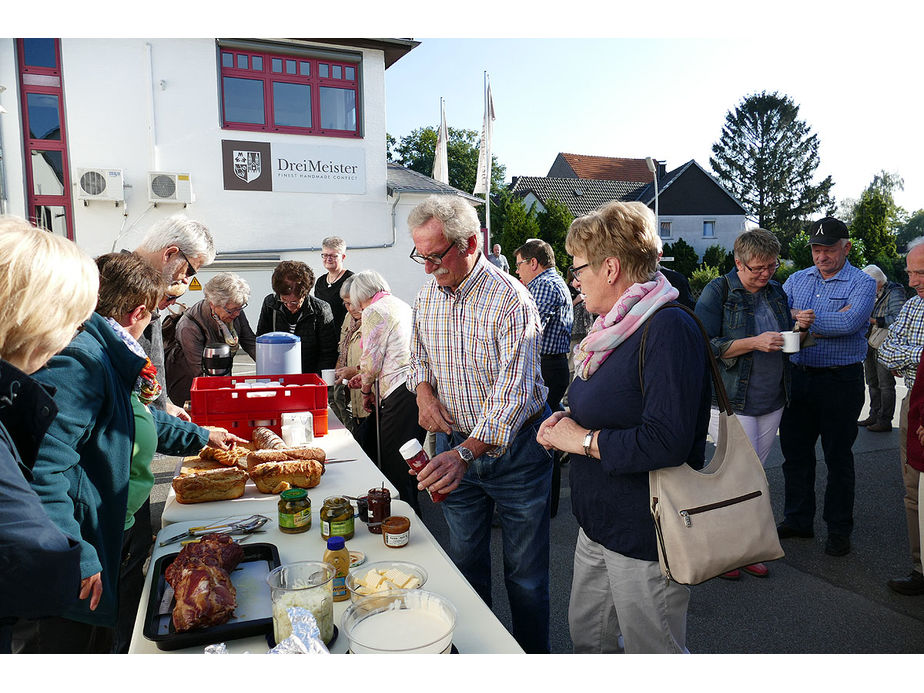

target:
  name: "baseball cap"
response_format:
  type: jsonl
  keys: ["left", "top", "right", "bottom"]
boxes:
{"left": 808, "top": 217, "right": 849, "bottom": 246}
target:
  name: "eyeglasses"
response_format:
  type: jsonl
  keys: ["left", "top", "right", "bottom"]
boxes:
{"left": 320, "top": 253, "right": 341, "bottom": 260}
{"left": 409, "top": 242, "right": 455, "bottom": 266}
{"left": 177, "top": 249, "right": 197, "bottom": 278}
{"left": 222, "top": 303, "right": 247, "bottom": 315}
{"left": 278, "top": 296, "right": 302, "bottom": 308}
{"left": 515, "top": 258, "right": 533, "bottom": 268}
{"left": 742, "top": 260, "right": 780, "bottom": 274}
{"left": 567, "top": 263, "right": 590, "bottom": 282}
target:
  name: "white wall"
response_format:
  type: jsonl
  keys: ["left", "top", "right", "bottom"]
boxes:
{"left": 659, "top": 214, "right": 747, "bottom": 260}
{"left": 0, "top": 40, "right": 27, "bottom": 216}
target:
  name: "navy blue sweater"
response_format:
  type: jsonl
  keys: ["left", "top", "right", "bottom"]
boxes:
{"left": 567, "top": 305, "right": 710, "bottom": 561}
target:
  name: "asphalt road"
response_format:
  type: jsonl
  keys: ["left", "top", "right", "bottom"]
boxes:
{"left": 149, "top": 365, "right": 924, "bottom": 654}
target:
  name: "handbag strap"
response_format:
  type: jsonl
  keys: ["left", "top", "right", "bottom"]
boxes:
{"left": 638, "top": 301, "right": 733, "bottom": 415}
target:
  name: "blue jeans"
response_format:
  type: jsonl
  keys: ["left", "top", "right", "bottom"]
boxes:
{"left": 779, "top": 364, "right": 865, "bottom": 537}
{"left": 436, "top": 413, "right": 553, "bottom": 653}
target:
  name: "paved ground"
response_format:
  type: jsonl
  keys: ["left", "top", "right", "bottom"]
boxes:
{"left": 150, "top": 362, "right": 924, "bottom": 654}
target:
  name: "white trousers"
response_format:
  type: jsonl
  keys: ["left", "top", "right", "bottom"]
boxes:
{"left": 568, "top": 528, "right": 690, "bottom": 654}
{"left": 709, "top": 406, "right": 784, "bottom": 467}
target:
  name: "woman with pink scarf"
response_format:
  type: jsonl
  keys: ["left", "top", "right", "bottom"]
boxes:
{"left": 537, "top": 201, "right": 711, "bottom": 654}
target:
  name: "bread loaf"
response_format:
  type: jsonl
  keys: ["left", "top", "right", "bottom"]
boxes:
{"left": 172, "top": 467, "right": 248, "bottom": 504}
{"left": 252, "top": 427, "right": 286, "bottom": 450}
{"left": 246, "top": 449, "right": 292, "bottom": 472}
{"left": 199, "top": 445, "right": 250, "bottom": 467}
{"left": 249, "top": 459, "right": 323, "bottom": 494}
{"left": 283, "top": 446, "right": 326, "bottom": 463}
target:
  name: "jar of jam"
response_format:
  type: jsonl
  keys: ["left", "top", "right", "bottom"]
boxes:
{"left": 399, "top": 439, "right": 446, "bottom": 502}
{"left": 366, "top": 487, "right": 391, "bottom": 534}
{"left": 382, "top": 515, "right": 411, "bottom": 548}
{"left": 320, "top": 495, "right": 354, "bottom": 541}
{"left": 278, "top": 488, "right": 311, "bottom": 534}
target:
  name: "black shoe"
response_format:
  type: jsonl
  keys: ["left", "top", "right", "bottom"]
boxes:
{"left": 777, "top": 523, "right": 814, "bottom": 539}
{"left": 887, "top": 571, "right": 924, "bottom": 595}
{"left": 857, "top": 416, "right": 876, "bottom": 426}
{"left": 866, "top": 422, "right": 892, "bottom": 432}
{"left": 825, "top": 534, "right": 851, "bottom": 556}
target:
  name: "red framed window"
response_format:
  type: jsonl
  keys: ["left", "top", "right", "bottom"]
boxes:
{"left": 219, "top": 47, "right": 360, "bottom": 138}
{"left": 17, "top": 38, "right": 73, "bottom": 239}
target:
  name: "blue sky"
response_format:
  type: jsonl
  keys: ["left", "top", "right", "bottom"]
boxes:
{"left": 385, "top": 36, "right": 923, "bottom": 213}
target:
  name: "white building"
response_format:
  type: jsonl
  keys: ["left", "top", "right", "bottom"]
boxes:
{"left": 0, "top": 37, "right": 479, "bottom": 326}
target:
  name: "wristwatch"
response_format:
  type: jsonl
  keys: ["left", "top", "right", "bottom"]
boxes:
{"left": 453, "top": 444, "right": 474, "bottom": 466}
{"left": 583, "top": 429, "right": 598, "bottom": 458}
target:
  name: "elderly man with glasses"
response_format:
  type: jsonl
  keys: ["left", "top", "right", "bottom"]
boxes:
{"left": 406, "top": 195, "right": 553, "bottom": 654}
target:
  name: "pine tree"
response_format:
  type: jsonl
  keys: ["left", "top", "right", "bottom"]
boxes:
{"left": 710, "top": 91, "right": 835, "bottom": 254}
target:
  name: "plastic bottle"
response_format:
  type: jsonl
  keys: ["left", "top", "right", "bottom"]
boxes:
{"left": 323, "top": 535, "right": 351, "bottom": 602}
{"left": 399, "top": 439, "right": 446, "bottom": 503}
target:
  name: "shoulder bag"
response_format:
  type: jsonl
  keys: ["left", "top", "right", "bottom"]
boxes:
{"left": 868, "top": 326, "right": 889, "bottom": 349}
{"left": 643, "top": 303, "right": 784, "bottom": 585}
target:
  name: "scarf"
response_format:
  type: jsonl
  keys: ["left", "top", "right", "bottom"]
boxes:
{"left": 573, "top": 272, "right": 679, "bottom": 380}
{"left": 211, "top": 311, "right": 240, "bottom": 353}
{"left": 105, "top": 317, "right": 162, "bottom": 406}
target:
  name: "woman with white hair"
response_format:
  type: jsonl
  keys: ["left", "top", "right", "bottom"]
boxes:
{"left": 0, "top": 217, "right": 98, "bottom": 653}
{"left": 166, "top": 272, "right": 256, "bottom": 405}
{"left": 859, "top": 264, "right": 907, "bottom": 432}
{"left": 314, "top": 235, "right": 354, "bottom": 335}
{"left": 347, "top": 270, "right": 425, "bottom": 514}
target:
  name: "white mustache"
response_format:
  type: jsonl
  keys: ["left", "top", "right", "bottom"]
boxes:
{"left": 433, "top": 267, "right": 449, "bottom": 276}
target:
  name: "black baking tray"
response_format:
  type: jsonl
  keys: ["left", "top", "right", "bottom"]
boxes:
{"left": 143, "top": 542, "right": 280, "bottom": 651}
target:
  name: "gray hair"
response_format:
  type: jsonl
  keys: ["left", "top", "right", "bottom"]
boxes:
{"left": 407, "top": 195, "right": 482, "bottom": 251}
{"left": 907, "top": 237, "right": 924, "bottom": 252}
{"left": 204, "top": 272, "right": 251, "bottom": 307}
{"left": 350, "top": 270, "right": 390, "bottom": 306}
{"left": 137, "top": 214, "right": 216, "bottom": 266}
{"left": 321, "top": 236, "right": 346, "bottom": 254}
{"left": 339, "top": 274, "right": 355, "bottom": 299}
{"left": 861, "top": 264, "right": 887, "bottom": 285}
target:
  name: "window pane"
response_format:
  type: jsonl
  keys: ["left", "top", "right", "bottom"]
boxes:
{"left": 30, "top": 150, "right": 65, "bottom": 195}
{"left": 659, "top": 221, "right": 671, "bottom": 238}
{"left": 345, "top": 66, "right": 355, "bottom": 80}
{"left": 320, "top": 86, "right": 356, "bottom": 131}
{"left": 272, "top": 58, "right": 282, "bottom": 73}
{"left": 222, "top": 52, "right": 234, "bottom": 68}
{"left": 27, "top": 93, "right": 61, "bottom": 140}
{"left": 332, "top": 65, "right": 342, "bottom": 79}
{"left": 237, "top": 54, "right": 248, "bottom": 70}
{"left": 22, "top": 39, "right": 57, "bottom": 68}
{"left": 286, "top": 59, "right": 296, "bottom": 75}
{"left": 319, "top": 63, "right": 329, "bottom": 78}
{"left": 273, "top": 82, "right": 311, "bottom": 128}
{"left": 300, "top": 61, "right": 310, "bottom": 76}
{"left": 252, "top": 56, "right": 263, "bottom": 71}
{"left": 703, "top": 221, "right": 715, "bottom": 237}
{"left": 33, "top": 205, "right": 67, "bottom": 237}
{"left": 222, "top": 76, "right": 265, "bottom": 125}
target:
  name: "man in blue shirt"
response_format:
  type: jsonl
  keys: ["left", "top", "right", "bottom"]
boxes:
{"left": 778, "top": 217, "right": 876, "bottom": 557}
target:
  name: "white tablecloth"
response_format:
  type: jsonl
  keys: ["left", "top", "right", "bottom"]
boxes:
{"left": 129, "top": 500, "right": 523, "bottom": 654}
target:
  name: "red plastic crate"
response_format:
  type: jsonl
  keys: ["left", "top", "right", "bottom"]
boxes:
{"left": 191, "top": 409, "right": 328, "bottom": 440}
{"left": 189, "top": 373, "right": 327, "bottom": 416}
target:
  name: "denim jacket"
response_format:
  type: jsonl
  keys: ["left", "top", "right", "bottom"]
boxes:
{"left": 694, "top": 269, "right": 792, "bottom": 412}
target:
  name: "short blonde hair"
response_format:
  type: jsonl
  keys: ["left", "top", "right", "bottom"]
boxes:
{"left": 565, "top": 201, "right": 659, "bottom": 284}
{"left": 734, "top": 228, "right": 781, "bottom": 265}
{"left": 0, "top": 216, "right": 98, "bottom": 364}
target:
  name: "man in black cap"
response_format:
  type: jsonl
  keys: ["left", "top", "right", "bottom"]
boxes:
{"left": 776, "top": 217, "right": 876, "bottom": 556}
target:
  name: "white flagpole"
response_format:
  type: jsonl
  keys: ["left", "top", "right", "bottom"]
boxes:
{"left": 432, "top": 97, "right": 449, "bottom": 184}
{"left": 484, "top": 72, "right": 492, "bottom": 249}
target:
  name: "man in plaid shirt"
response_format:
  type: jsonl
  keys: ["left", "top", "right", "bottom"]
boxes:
{"left": 878, "top": 238, "right": 924, "bottom": 595}
{"left": 406, "top": 195, "right": 553, "bottom": 653}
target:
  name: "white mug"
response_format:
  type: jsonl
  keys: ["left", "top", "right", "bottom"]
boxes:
{"left": 781, "top": 331, "right": 800, "bottom": 353}
{"left": 321, "top": 368, "right": 336, "bottom": 386}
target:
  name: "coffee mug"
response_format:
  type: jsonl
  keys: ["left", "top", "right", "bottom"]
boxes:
{"left": 781, "top": 331, "right": 800, "bottom": 353}
{"left": 321, "top": 368, "right": 336, "bottom": 385}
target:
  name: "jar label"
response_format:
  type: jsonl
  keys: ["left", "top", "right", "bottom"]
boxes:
{"left": 384, "top": 530, "right": 409, "bottom": 547}
{"left": 332, "top": 576, "right": 347, "bottom": 598}
{"left": 329, "top": 518, "right": 354, "bottom": 536}
{"left": 279, "top": 508, "right": 311, "bottom": 529}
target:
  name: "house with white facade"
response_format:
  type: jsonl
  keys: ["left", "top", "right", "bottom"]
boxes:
{"left": 511, "top": 153, "right": 751, "bottom": 262}
{"left": 0, "top": 37, "right": 479, "bottom": 327}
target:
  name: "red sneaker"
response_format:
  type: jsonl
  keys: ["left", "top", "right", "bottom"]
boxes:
{"left": 741, "top": 563, "right": 769, "bottom": 578}
{"left": 718, "top": 569, "right": 741, "bottom": 580}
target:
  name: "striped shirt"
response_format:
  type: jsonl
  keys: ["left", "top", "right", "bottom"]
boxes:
{"left": 407, "top": 254, "right": 547, "bottom": 455}
{"left": 878, "top": 295, "right": 924, "bottom": 388}
{"left": 526, "top": 267, "right": 574, "bottom": 355}
{"left": 782, "top": 261, "right": 876, "bottom": 367}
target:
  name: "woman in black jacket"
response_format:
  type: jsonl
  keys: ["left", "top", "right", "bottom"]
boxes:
{"left": 257, "top": 260, "right": 338, "bottom": 374}
{"left": 0, "top": 217, "right": 99, "bottom": 653}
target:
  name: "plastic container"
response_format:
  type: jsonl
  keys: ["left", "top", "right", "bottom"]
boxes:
{"left": 345, "top": 560, "right": 428, "bottom": 602}
{"left": 323, "top": 536, "right": 351, "bottom": 602}
{"left": 266, "top": 561, "right": 335, "bottom": 644}
{"left": 399, "top": 439, "right": 446, "bottom": 502}
{"left": 341, "top": 590, "right": 456, "bottom": 653}
{"left": 256, "top": 332, "right": 302, "bottom": 375}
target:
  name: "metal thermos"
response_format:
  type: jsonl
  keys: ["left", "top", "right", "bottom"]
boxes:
{"left": 201, "top": 342, "right": 233, "bottom": 376}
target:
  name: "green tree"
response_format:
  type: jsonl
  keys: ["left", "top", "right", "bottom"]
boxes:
{"left": 710, "top": 91, "right": 835, "bottom": 253}
{"left": 535, "top": 197, "right": 573, "bottom": 271}
{"left": 389, "top": 126, "right": 506, "bottom": 195}
{"left": 788, "top": 232, "right": 813, "bottom": 270}
{"left": 493, "top": 192, "right": 540, "bottom": 266}
{"left": 897, "top": 210, "right": 924, "bottom": 253}
{"left": 702, "top": 244, "right": 732, "bottom": 273}
{"left": 662, "top": 238, "right": 698, "bottom": 277}
{"left": 849, "top": 171, "right": 903, "bottom": 260}
{"left": 690, "top": 264, "right": 721, "bottom": 299}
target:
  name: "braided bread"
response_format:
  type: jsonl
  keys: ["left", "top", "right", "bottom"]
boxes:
{"left": 199, "top": 445, "right": 250, "bottom": 467}
{"left": 252, "top": 427, "right": 286, "bottom": 450}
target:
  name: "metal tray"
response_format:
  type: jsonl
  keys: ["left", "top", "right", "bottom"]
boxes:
{"left": 143, "top": 542, "right": 280, "bottom": 651}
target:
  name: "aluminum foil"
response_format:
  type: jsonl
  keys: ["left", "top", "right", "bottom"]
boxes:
{"left": 268, "top": 607, "right": 330, "bottom": 654}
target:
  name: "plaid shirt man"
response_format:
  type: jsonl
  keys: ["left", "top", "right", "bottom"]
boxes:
{"left": 879, "top": 296, "right": 924, "bottom": 388}
{"left": 526, "top": 267, "right": 573, "bottom": 356}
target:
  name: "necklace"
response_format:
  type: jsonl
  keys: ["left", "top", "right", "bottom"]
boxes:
{"left": 326, "top": 269, "right": 344, "bottom": 288}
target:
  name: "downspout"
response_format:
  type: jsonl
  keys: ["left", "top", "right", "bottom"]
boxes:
{"left": 144, "top": 42, "right": 159, "bottom": 172}
{"left": 0, "top": 85, "right": 8, "bottom": 215}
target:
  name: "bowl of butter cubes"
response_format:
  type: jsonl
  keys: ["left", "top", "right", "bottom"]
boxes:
{"left": 346, "top": 561, "right": 428, "bottom": 603}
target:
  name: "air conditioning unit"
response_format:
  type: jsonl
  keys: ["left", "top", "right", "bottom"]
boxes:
{"left": 76, "top": 168, "right": 124, "bottom": 203}
{"left": 147, "top": 171, "right": 194, "bottom": 204}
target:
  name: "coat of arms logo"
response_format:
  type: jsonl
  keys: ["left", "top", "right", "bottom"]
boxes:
{"left": 233, "top": 150, "right": 262, "bottom": 183}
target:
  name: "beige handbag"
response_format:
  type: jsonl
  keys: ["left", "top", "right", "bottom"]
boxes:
{"left": 868, "top": 326, "right": 889, "bottom": 349}
{"left": 643, "top": 304, "right": 784, "bottom": 585}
